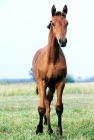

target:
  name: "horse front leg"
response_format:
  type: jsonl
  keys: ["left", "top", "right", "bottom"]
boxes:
{"left": 36, "top": 81, "right": 46, "bottom": 134}
{"left": 45, "top": 99, "right": 53, "bottom": 134}
{"left": 55, "top": 81, "right": 65, "bottom": 138}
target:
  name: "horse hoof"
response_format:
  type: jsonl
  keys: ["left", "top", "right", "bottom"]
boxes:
{"left": 44, "top": 121, "right": 47, "bottom": 125}
{"left": 36, "top": 125, "right": 43, "bottom": 134}
{"left": 57, "top": 127, "right": 62, "bottom": 138}
{"left": 36, "top": 129, "right": 43, "bottom": 134}
{"left": 48, "top": 128, "right": 53, "bottom": 134}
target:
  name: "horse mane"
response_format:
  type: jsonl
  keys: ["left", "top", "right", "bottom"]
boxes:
{"left": 56, "top": 11, "right": 62, "bottom": 16}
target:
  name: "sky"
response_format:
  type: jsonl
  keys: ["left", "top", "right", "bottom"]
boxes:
{"left": 0, "top": 0, "right": 94, "bottom": 79}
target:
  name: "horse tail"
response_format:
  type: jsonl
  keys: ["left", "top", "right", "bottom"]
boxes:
{"left": 35, "top": 86, "right": 38, "bottom": 94}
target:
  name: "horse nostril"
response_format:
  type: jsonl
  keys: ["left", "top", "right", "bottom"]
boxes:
{"left": 59, "top": 38, "right": 62, "bottom": 43}
{"left": 58, "top": 38, "right": 67, "bottom": 47}
{"left": 65, "top": 38, "right": 67, "bottom": 43}
{"left": 59, "top": 38, "right": 67, "bottom": 44}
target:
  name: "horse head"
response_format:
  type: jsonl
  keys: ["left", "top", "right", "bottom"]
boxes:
{"left": 47, "top": 5, "right": 68, "bottom": 47}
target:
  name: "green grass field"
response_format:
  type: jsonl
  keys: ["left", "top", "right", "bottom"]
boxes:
{"left": 0, "top": 83, "right": 94, "bottom": 140}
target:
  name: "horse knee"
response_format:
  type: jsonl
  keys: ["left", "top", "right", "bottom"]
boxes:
{"left": 38, "top": 106, "right": 46, "bottom": 115}
{"left": 55, "top": 104, "right": 63, "bottom": 115}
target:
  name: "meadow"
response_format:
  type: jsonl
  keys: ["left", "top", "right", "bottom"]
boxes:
{"left": 0, "top": 83, "right": 94, "bottom": 140}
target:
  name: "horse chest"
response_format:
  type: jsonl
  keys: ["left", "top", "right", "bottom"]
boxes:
{"left": 47, "top": 66, "right": 65, "bottom": 79}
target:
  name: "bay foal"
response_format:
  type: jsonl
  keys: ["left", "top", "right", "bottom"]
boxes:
{"left": 32, "top": 5, "right": 68, "bottom": 138}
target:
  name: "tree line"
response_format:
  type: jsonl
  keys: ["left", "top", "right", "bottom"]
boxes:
{"left": 0, "top": 78, "right": 33, "bottom": 84}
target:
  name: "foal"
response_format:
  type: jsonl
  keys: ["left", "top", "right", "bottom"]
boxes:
{"left": 32, "top": 5, "right": 68, "bottom": 138}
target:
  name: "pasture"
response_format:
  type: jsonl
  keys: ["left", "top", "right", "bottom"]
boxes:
{"left": 0, "top": 83, "right": 94, "bottom": 140}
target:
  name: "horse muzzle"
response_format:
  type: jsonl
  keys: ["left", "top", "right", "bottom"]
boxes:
{"left": 59, "top": 38, "right": 67, "bottom": 47}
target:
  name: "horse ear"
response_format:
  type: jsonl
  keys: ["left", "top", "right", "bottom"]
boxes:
{"left": 47, "top": 23, "right": 51, "bottom": 29}
{"left": 47, "top": 21, "right": 52, "bottom": 29}
{"left": 51, "top": 5, "right": 56, "bottom": 16}
{"left": 62, "top": 5, "right": 68, "bottom": 15}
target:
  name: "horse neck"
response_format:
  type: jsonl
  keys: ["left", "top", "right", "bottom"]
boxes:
{"left": 47, "top": 27, "right": 60, "bottom": 64}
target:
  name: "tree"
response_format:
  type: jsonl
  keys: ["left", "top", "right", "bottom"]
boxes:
{"left": 29, "top": 68, "right": 36, "bottom": 81}
{"left": 66, "top": 74, "right": 75, "bottom": 83}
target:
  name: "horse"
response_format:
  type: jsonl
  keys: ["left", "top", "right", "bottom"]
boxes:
{"left": 32, "top": 4, "right": 68, "bottom": 138}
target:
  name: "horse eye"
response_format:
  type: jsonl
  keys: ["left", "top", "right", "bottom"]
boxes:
{"left": 52, "top": 23, "right": 55, "bottom": 26}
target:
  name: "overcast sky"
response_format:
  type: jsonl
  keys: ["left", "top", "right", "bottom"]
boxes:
{"left": 0, "top": 0, "right": 94, "bottom": 79}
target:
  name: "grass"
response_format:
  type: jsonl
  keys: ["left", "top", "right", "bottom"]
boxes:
{"left": 0, "top": 83, "right": 94, "bottom": 140}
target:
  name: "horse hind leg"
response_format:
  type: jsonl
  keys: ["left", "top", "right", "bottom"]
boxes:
{"left": 44, "top": 114, "right": 47, "bottom": 125}
{"left": 44, "top": 87, "right": 55, "bottom": 134}
{"left": 44, "top": 98, "right": 53, "bottom": 134}
{"left": 44, "top": 88, "right": 54, "bottom": 125}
